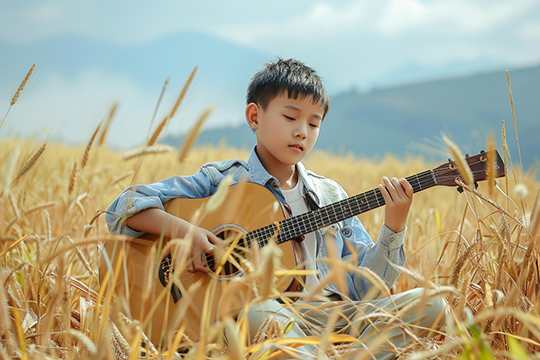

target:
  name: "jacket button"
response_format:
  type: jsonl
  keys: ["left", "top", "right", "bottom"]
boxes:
{"left": 390, "top": 237, "right": 394, "bottom": 242}
{"left": 341, "top": 227, "right": 353, "bottom": 237}
{"left": 272, "top": 180, "right": 278, "bottom": 188}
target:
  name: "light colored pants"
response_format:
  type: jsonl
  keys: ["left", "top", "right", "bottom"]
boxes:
{"left": 239, "top": 288, "right": 448, "bottom": 359}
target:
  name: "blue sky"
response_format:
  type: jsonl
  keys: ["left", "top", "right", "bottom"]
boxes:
{"left": 1, "top": 0, "right": 540, "bottom": 148}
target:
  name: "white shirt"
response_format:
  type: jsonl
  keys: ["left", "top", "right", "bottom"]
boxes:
{"left": 281, "top": 181, "right": 321, "bottom": 293}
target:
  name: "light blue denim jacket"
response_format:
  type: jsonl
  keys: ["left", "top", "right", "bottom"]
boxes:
{"left": 105, "top": 147, "right": 406, "bottom": 301}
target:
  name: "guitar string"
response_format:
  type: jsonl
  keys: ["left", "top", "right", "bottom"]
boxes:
{"left": 256, "top": 164, "right": 484, "bottom": 245}
{"left": 205, "top": 159, "right": 496, "bottom": 268}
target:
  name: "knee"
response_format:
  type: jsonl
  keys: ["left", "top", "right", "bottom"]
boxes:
{"left": 424, "top": 294, "right": 449, "bottom": 331}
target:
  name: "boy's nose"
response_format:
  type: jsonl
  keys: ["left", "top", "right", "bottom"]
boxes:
{"left": 294, "top": 126, "right": 307, "bottom": 140}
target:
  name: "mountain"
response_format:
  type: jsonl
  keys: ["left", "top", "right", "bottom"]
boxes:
{"left": 0, "top": 32, "right": 272, "bottom": 145}
{"left": 163, "top": 64, "right": 540, "bottom": 173}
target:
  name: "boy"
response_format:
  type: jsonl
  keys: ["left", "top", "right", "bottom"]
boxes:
{"left": 106, "top": 58, "right": 447, "bottom": 359}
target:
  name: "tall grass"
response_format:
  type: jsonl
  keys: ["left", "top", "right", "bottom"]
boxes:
{"left": 1, "top": 72, "right": 539, "bottom": 359}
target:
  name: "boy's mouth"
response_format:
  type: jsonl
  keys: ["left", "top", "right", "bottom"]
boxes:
{"left": 289, "top": 144, "right": 303, "bottom": 151}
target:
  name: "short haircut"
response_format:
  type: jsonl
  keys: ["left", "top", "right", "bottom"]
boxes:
{"left": 246, "top": 58, "right": 330, "bottom": 117}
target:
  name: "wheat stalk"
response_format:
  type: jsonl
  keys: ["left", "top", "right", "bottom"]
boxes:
{"left": 487, "top": 135, "right": 496, "bottom": 198}
{"left": 122, "top": 144, "right": 174, "bottom": 160}
{"left": 506, "top": 70, "right": 524, "bottom": 178}
{"left": 98, "top": 102, "right": 118, "bottom": 146}
{"left": 147, "top": 76, "right": 170, "bottom": 142}
{"left": 11, "top": 142, "right": 47, "bottom": 185}
{"left": 1, "top": 147, "right": 20, "bottom": 196}
{"left": 148, "top": 67, "right": 197, "bottom": 146}
{"left": 81, "top": 121, "right": 103, "bottom": 170}
{"left": 178, "top": 107, "right": 213, "bottom": 163}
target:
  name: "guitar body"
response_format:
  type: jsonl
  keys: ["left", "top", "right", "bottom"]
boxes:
{"left": 101, "top": 182, "right": 304, "bottom": 345}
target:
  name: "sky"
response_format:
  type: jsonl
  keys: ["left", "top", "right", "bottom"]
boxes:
{"left": 1, "top": 0, "right": 540, "bottom": 148}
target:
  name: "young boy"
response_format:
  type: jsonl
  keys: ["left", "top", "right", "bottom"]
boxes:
{"left": 106, "top": 58, "right": 447, "bottom": 359}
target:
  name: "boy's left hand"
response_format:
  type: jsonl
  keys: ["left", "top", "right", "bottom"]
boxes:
{"left": 379, "top": 177, "right": 413, "bottom": 233}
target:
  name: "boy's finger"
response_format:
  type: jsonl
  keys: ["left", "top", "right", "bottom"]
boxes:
{"left": 208, "top": 231, "right": 225, "bottom": 246}
{"left": 378, "top": 183, "right": 392, "bottom": 204}
{"left": 399, "top": 178, "right": 414, "bottom": 198}
{"left": 382, "top": 176, "right": 398, "bottom": 200}
{"left": 192, "top": 257, "right": 209, "bottom": 274}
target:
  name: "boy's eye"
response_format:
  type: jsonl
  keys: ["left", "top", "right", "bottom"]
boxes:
{"left": 284, "top": 115, "right": 295, "bottom": 121}
{"left": 309, "top": 123, "right": 320, "bottom": 129}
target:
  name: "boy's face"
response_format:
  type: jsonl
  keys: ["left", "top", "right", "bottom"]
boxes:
{"left": 247, "top": 93, "right": 324, "bottom": 171}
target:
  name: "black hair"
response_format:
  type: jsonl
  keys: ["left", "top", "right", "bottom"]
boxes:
{"left": 246, "top": 58, "right": 330, "bottom": 117}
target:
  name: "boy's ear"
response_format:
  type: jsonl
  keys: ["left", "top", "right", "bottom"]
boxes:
{"left": 245, "top": 103, "right": 260, "bottom": 130}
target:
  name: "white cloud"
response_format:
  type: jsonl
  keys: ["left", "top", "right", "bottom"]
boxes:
{"left": 518, "top": 20, "right": 540, "bottom": 41}
{"left": 378, "top": 0, "right": 537, "bottom": 36}
{"left": 24, "top": 3, "right": 62, "bottom": 24}
{"left": 218, "top": 0, "right": 538, "bottom": 45}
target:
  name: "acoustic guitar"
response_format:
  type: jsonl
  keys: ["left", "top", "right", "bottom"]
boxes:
{"left": 100, "top": 150, "right": 505, "bottom": 345}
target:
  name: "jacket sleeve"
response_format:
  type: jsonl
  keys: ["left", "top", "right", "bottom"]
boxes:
{"left": 105, "top": 170, "right": 215, "bottom": 237}
{"left": 343, "top": 215, "right": 406, "bottom": 300}
{"left": 329, "top": 180, "right": 406, "bottom": 300}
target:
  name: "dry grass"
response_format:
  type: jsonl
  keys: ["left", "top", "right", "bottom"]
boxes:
{"left": 1, "top": 136, "right": 538, "bottom": 359}
{"left": 1, "top": 71, "right": 539, "bottom": 359}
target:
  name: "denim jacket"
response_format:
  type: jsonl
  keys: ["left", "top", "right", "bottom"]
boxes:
{"left": 105, "top": 147, "right": 406, "bottom": 301}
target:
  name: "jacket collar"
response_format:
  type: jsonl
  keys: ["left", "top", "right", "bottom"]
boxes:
{"left": 247, "top": 146, "right": 320, "bottom": 206}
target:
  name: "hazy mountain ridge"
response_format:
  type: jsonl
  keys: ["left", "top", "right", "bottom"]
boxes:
{"left": 163, "top": 64, "right": 540, "bottom": 172}
{"left": 1, "top": 31, "right": 538, "bottom": 171}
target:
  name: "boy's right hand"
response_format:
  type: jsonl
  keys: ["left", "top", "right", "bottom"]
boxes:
{"left": 188, "top": 227, "right": 224, "bottom": 274}
{"left": 125, "top": 208, "right": 225, "bottom": 274}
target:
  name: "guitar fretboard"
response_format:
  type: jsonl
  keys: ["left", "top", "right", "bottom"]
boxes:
{"left": 245, "top": 169, "right": 436, "bottom": 247}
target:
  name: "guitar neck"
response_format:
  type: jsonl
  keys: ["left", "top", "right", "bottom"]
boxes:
{"left": 245, "top": 169, "right": 437, "bottom": 246}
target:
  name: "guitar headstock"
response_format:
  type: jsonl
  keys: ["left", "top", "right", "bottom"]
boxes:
{"left": 432, "top": 150, "right": 505, "bottom": 187}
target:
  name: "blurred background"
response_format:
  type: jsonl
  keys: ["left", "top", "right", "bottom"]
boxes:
{"left": 1, "top": 0, "right": 539, "bottom": 171}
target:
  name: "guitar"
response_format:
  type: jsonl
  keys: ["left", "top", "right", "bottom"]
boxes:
{"left": 100, "top": 150, "right": 505, "bottom": 345}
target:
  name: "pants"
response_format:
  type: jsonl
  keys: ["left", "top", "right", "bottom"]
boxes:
{"left": 238, "top": 288, "right": 448, "bottom": 359}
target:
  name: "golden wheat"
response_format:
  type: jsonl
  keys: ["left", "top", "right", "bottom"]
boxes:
{"left": 11, "top": 63, "right": 36, "bottom": 106}
{"left": 0, "top": 135, "right": 538, "bottom": 358}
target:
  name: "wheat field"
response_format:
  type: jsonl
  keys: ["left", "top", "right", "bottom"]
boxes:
{"left": 1, "top": 66, "right": 540, "bottom": 359}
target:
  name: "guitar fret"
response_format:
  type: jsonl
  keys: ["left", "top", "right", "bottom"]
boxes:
{"left": 374, "top": 189, "right": 381, "bottom": 207}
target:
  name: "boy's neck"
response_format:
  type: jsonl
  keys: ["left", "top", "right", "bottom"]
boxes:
{"left": 255, "top": 147, "right": 298, "bottom": 190}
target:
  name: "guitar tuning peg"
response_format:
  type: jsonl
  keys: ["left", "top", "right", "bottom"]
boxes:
{"left": 480, "top": 149, "right": 486, "bottom": 154}
{"left": 448, "top": 158, "right": 454, "bottom": 163}
{"left": 457, "top": 186, "right": 464, "bottom": 193}
{"left": 465, "top": 153, "right": 470, "bottom": 158}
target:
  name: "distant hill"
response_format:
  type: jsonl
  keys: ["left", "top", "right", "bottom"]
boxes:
{"left": 163, "top": 64, "right": 540, "bottom": 172}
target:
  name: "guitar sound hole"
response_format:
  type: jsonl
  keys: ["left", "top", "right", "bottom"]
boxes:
{"left": 203, "top": 226, "right": 250, "bottom": 279}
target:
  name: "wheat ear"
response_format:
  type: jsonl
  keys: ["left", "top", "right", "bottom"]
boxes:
{"left": 68, "top": 161, "right": 78, "bottom": 195}
{"left": 147, "top": 76, "right": 170, "bottom": 142}
{"left": 98, "top": 102, "right": 117, "bottom": 146}
{"left": 148, "top": 67, "right": 197, "bottom": 146}
{"left": 11, "top": 63, "right": 36, "bottom": 106}
{"left": 147, "top": 115, "right": 169, "bottom": 146}
{"left": 122, "top": 144, "right": 173, "bottom": 160}
{"left": 11, "top": 142, "right": 47, "bottom": 185}
{"left": 170, "top": 66, "right": 197, "bottom": 119}
{"left": 178, "top": 107, "right": 213, "bottom": 163}
{"left": 81, "top": 121, "right": 103, "bottom": 170}
{"left": 442, "top": 135, "right": 473, "bottom": 185}
{"left": 1, "top": 64, "right": 36, "bottom": 128}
